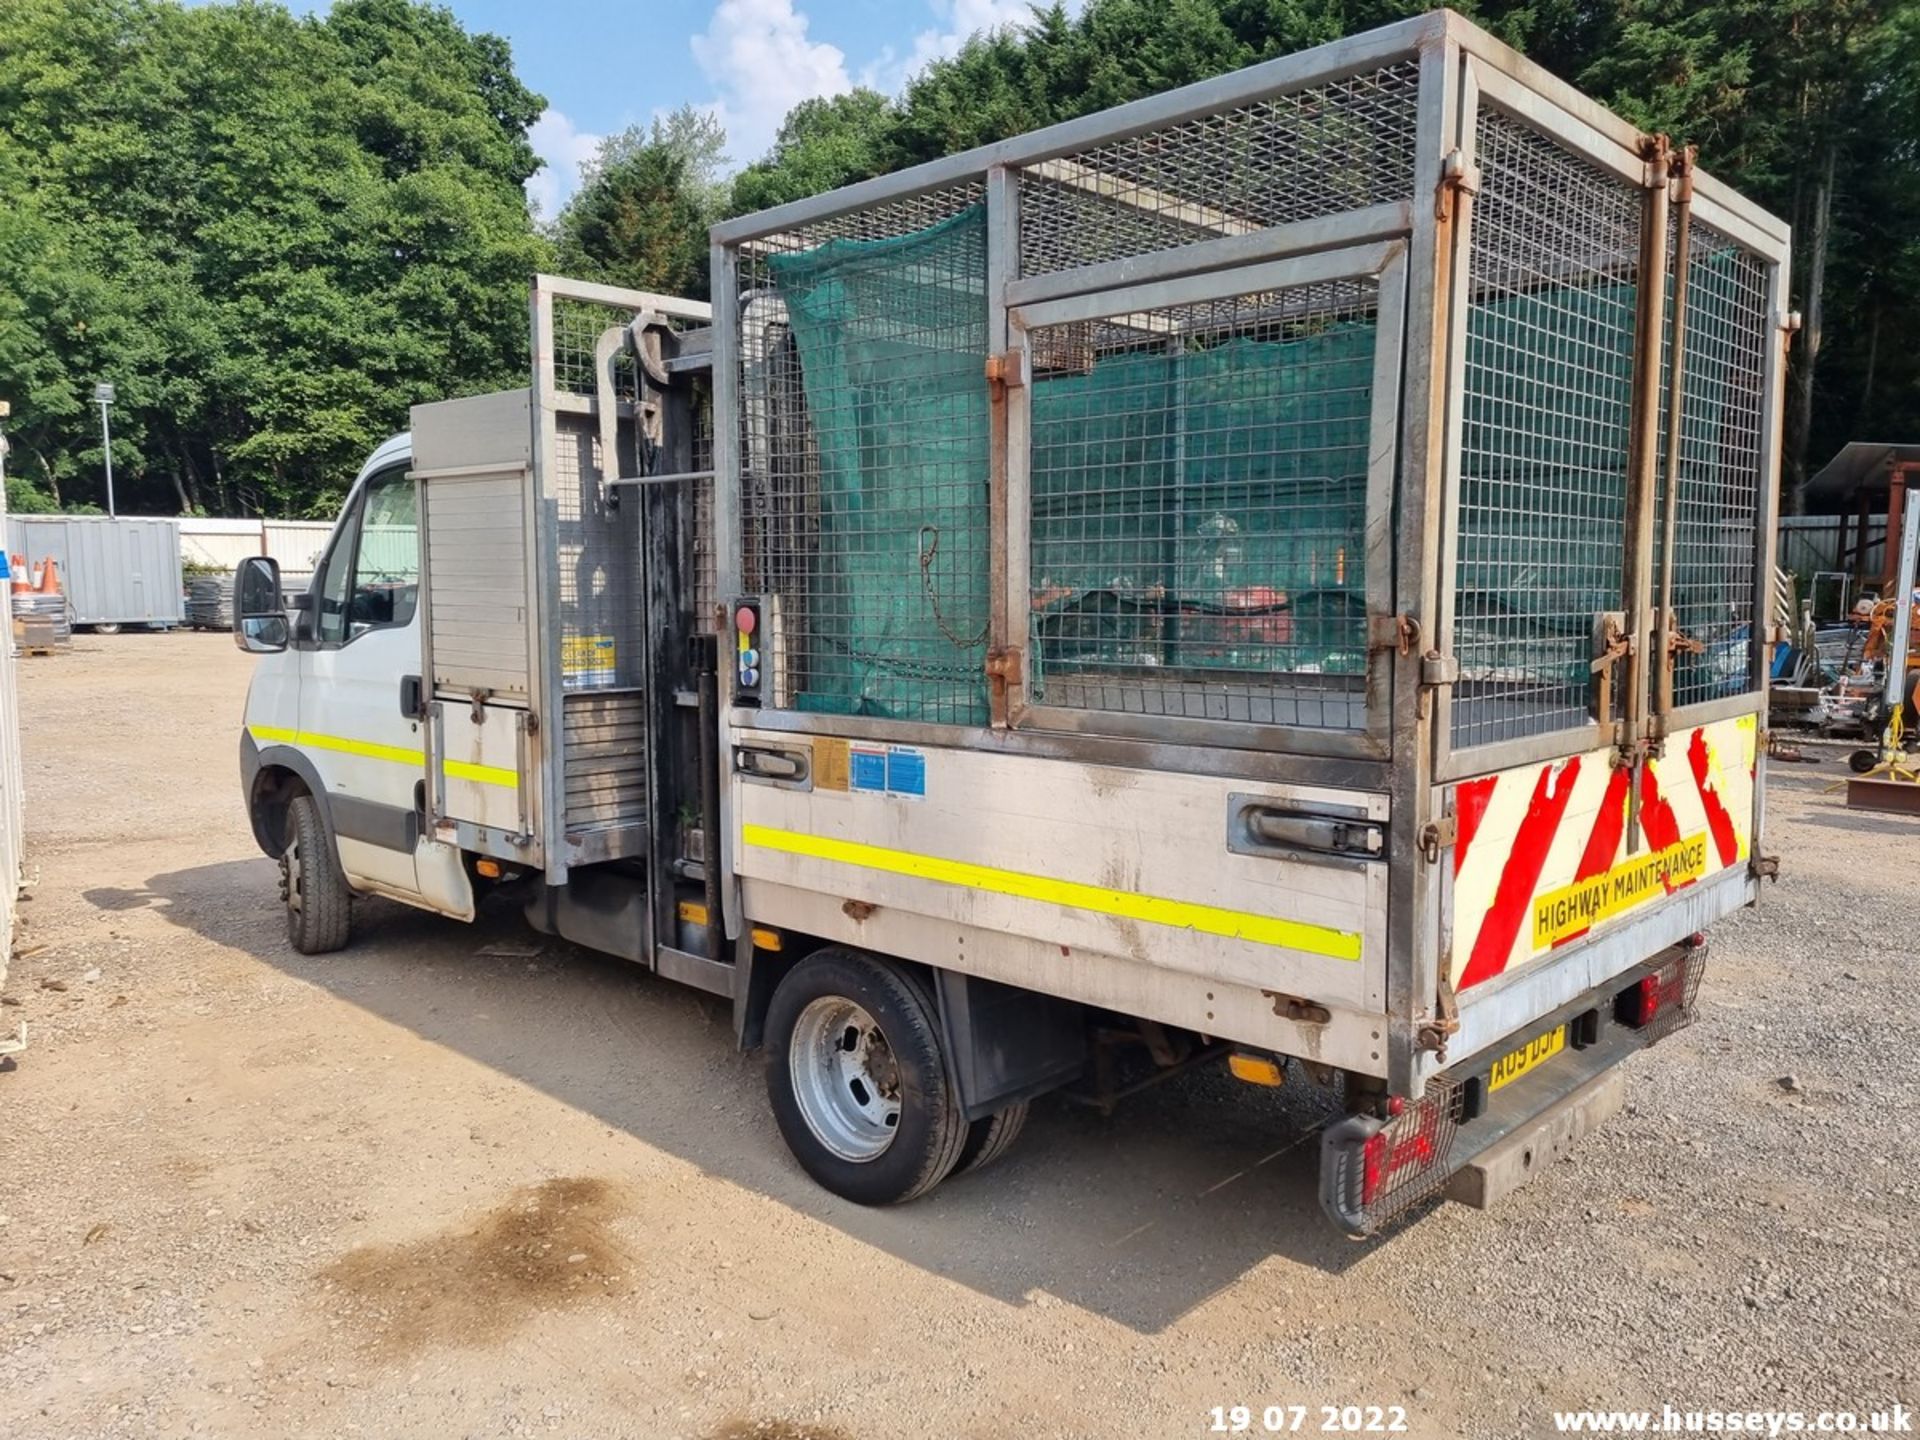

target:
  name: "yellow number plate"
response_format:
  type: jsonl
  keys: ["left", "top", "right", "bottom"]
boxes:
{"left": 1489, "top": 1024, "right": 1567, "bottom": 1092}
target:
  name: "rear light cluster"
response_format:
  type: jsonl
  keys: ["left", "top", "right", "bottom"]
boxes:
{"left": 1614, "top": 939, "right": 1707, "bottom": 1044}
{"left": 1320, "top": 1078, "right": 1460, "bottom": 1238}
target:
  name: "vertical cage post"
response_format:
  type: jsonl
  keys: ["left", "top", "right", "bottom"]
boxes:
{"left": 1618, "top": 138, "right": 1671, "bottom": 765}
{"left": 1653, "top": 147, "right": 1696, "bottom": 731}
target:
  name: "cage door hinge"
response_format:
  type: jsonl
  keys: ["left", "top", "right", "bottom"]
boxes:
{"left": 1435, "top": 147, "right": 1481, "bottom": 220}
{"left": 985, "top": 347, "right": 1029, "bottom": 390}
{"left": 1416, "top": 979, "right": 1461, "bottom": 1060}
{"left": 1418, "top": 814, "right": 1457, "bottom": 866}
{"left": 1368, "top": 612, "right": 1421, "bottom": 656}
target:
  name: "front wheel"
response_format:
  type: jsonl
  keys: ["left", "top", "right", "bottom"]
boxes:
{"left": 282, "top": 793, "right": 351, "bottom": 955}
{"left": 765, "top": 950, "right": 968, "bottom": 1205}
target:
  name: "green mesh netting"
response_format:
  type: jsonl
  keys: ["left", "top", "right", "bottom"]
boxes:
{"left": 767, "top": 205, "right": 991, "bottom": 724}
{"left": 768, "top": 203, "right": 1377, "bottom": 722}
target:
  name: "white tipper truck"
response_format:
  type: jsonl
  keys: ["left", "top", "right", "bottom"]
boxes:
{"left": 236, "top": 12, "right": 1788, "bottom": 1233}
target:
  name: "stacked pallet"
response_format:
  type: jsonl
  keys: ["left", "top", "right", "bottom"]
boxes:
{"left": 187, "top": 574, "right": 236, "bottom": 630}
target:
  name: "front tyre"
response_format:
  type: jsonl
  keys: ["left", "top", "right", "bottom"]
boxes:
{"left": 282, "top": 793, "right": 352, "bottom": 955}
{"left": 765, "top": 950, "right": 967, "bottom": 1205}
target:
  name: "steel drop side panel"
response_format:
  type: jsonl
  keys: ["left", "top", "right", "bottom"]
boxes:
{"left": 7, "top": 517, "right": 185, "bottom": 625}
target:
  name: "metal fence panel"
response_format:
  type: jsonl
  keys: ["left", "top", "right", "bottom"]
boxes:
{"left": 1016, "top": 61, "right": 1422, "bottom": 278}
{"left": 1024, "top": 277, "right": 1379, "bottom": 729}
{"left": 1665, "top": 219, "right": 1770, "bottom": 709}
{"left": 1448, "top": 109, "right": 1644, "bottom": 752}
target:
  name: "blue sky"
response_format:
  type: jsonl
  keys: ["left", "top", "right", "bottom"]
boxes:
{"left": 224, "top": 1, "right": 1067, "bottom": 217}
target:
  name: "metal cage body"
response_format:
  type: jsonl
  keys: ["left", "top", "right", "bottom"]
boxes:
{"left": 711, "top": 10, "right": 1789, "bottom": 1095}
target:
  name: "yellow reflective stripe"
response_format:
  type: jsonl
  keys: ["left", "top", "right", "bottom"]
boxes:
{"left": 443, "top": 757, "right": 519, "bottom": 788}
{"left": 742, "top": 823, "right": 1361, "bottom": 962}
{"left": 250, "top": 724, "right": 422, "bottom": 768}
{"left": 249, "top": 725, "right": 517, "bottom": 790}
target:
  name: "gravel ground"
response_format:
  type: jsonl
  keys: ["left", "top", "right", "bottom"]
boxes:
{"left": 0, "top": 632, "right": 1913, "bottom": 1440}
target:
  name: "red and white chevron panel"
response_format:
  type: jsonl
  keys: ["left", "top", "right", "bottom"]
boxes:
{"left": 1447, "top": 714, "right": 1758, "bottom": 992}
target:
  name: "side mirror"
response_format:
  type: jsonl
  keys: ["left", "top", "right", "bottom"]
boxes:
{"left": 233, "top": 556, "right": 288, "bottom": 654}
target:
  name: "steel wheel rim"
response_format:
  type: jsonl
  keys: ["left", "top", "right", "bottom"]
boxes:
{"left": 789, "top": 995, "right": 901, "bottom": 1162}
{"left": 284, "top": 840, "right": 303, "bottom": 915}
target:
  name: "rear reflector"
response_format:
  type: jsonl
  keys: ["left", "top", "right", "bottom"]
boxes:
{"left": 1320, "top": 1078, "right": 1460, "bottom": 1238}
{"left": 1228, "top": 1052, "right": 1284, "bottom": 1087}
{"left": 1613, "top": 942, "right": 1707, "bottom": 1043}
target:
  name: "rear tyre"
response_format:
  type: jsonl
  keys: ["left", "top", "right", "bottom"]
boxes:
{"left": 765, "top": 950, "right": 967, "bottom": 1205}
{"left": 956, "top": 1099, "right": 1029, "bottom": 1175}
{"left": 91, "top": 623, "right": 122, "bottom": 637}
{"left": 282, "top": 793, "right": 351, "bottom": 955}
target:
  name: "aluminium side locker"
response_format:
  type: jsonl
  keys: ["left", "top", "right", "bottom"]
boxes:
{"left": 708, "top": 9, "right": 1788, "bottom": 1233}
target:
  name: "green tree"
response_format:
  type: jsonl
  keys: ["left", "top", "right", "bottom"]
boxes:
{"left": 730, "top": 90, "right": 898, "bottom": 215}
{"left": 0, "top": 0, "right": 548, "bottom": 519}
{"left": 553, "top": 111, "right": 720, "bottom": 300}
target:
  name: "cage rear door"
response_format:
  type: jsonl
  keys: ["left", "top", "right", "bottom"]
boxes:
{"left": 1006, "top": 242, "right": 1407, "bottom": 758}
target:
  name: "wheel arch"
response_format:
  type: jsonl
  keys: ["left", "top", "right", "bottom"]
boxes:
{"left": 739, "top": 936, "right": 1087, "bottom": 1121}
{"left": 242, "top": 734, "right": 336, "bottom": 860}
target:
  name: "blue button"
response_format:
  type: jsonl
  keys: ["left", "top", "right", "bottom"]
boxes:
{"left": 740, "top": 666, "right": 759, "bottom": 687}
{"left": 741, "top": 648, "right": 759, "bottom": 667}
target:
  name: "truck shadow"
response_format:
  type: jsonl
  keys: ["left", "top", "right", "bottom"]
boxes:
{"left": 98, "top": 857, "right": 1382, "bottom": 1333}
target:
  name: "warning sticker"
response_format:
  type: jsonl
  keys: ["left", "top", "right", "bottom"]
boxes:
{"left": 1531, "top": 833, "right": 1709, "bottom": 949}
{"left": 812, "top": 737, "right": 851, "bottom": 792}
{"left": 849, "top": 745, "right": 887, "bottom": 794}
{"left": 885, "top": 746, "right": 926, "bottom": 799}
{"left": 562, "top": 634, "right": 617, "bottom": 688}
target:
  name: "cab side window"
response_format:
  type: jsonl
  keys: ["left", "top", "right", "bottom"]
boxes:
{"left": 312, "top": 464, "right": 419, "bottom": 645}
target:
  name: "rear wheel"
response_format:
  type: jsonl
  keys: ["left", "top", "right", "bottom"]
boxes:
{"left": 765, "top": 950, "right": 967, "bottom": 1205}
{"left": 956, "top": 1099, "right": 1029, "bottom": 1174}
{"left": 282, "top": 793, "right": 351, "bottom": 955}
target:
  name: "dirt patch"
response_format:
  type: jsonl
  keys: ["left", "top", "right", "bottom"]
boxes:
{"left": 708, "top": 1420, "right": 855, "bottom": 1440}
{"left": 317, "top": 1175, "right": 630, "bottom": 1357}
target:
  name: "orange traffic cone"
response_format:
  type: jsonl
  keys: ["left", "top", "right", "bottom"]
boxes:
{"left": 36, "top": 558, "right": 60, "bottom": 595}
{"left": 8, "top": 555, "right": 27, "bottom": 595}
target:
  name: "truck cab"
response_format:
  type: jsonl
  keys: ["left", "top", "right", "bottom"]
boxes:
{"left": 239, "top": 433, "right": 476, "bottom": 950}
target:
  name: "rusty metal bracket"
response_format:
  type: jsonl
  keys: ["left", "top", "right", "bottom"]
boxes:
{"left": 1590, "top": 611, "right": 1631, "bottom": 727}
{"left": 1263, "top": 991, "right": 1332, "bottom": 1026}
{"left": 1418, "top": 815, "right": 1456, "bottom": 867}
{"left": 1435, "top": 147, "right": 1481, "bottom": 221}
{"left": 1751, "top": 852, "right": 1781, "bottom": 883}
{"left": 984, "top": 347, "right": 1029, "bottom": 390}
{"left": 1416, "top": 980, "right": 1461, "bottom": 1060}
{"left": 985, "top": 645, "right": 1022, "bottom": 716}
{"left": 1368, "top": 612, "right": 1422, "bottom": 656}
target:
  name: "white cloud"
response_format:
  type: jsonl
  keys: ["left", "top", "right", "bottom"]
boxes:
{"left": 862, "top": 0, "right": 1077, "bottom": 93}
{"left": 692, "top": 0, "right": 852, "bottom": 164}
{"left": 526, "top": 108, "right": 604, "bottom": 221}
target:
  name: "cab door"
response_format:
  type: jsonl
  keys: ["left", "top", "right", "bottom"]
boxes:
{"left": 298, "top": 454, "right": 471, "bottom": 917}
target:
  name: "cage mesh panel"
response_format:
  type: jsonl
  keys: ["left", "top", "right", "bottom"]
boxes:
{"left": 553, "top": 414, "right": 643, "bottom": 689}
{"left": 690, "top": 373, "right": 718, "bottom": 633}
{"left": 553, "top": 297, "right": 638, "bottom": 402}
{"left": 1017, "top": 62, "right": 1420, "bottom": 278}
{"left": 1027, "top": 281, "right": 1376, "bottom": 727}
{"left": 744, "top": 197, "right": 991, "bottom": 723}
{"left": 1667, "top": 222, "right": 1767, "bottom": 707}
{"left": 1450, "top": 111, "right": 1643, "bottom": 750}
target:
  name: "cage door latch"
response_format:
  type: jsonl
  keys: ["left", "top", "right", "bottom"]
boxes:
{"left": 1436, "top": 147, "right": 1481, "bottom": 221}
{"left": 1367, "top": 612, "right": 1421, "bottom": 656}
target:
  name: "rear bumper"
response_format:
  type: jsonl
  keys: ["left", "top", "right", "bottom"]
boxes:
{"left": 1321, "top": 940, "right": 1704, "bottom": 1236}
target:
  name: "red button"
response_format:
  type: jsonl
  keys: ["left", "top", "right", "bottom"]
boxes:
{"left": 735, "top": 606, "right": 757, "bottom": 635}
